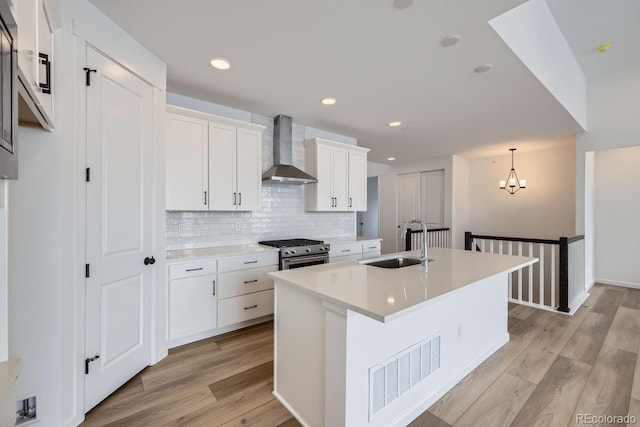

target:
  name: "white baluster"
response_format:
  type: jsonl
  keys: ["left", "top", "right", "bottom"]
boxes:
{"left": 539, "top": 243, "right": 544, "bottom": 308}
{"left": 528, "top": 242, "right": 533, "bottom": 303}
{"left": 518, "top": 242, "right": 523, "bottom": 303}
{"left": 551, "top": 244, "right": 556, "bottom": 309}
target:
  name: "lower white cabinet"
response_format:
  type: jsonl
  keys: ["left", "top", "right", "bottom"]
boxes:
{"left": 169, "top": 273, "right": 217, "bottom": 340}
{"left": 218, "top": 289, "right": 275, "bottom": 328}
{"left": 329, "top": 240, "right": 382, "bottom": 263}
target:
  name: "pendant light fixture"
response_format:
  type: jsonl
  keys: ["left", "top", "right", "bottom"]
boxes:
{"left": 499, "top": 148, "right": 526, "bottom": 194}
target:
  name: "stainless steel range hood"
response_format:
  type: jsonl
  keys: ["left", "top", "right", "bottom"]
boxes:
{"left": 262, "top": 115, "right": 318, "bottom": 184}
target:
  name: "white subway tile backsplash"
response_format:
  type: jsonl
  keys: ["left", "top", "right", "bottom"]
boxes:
{"left": 166, "top": 113, "right": 355, "bottom": 250}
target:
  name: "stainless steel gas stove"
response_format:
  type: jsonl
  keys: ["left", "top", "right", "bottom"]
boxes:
{"left": 258, "top": 238, "right": 330, "bottom": 270}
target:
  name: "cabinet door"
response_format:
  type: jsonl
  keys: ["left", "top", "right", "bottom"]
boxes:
{"left": 235, "top": 128, "right": 262, "bottom": 211}
{"left": 209, "top": 122, "right": 237, "bottom": 210}
{"left": 169, "top": 275, "right": 217, "bottom": 340}
{"left": 314, "top": 143, "right": 334, "bottom": 210}
{"left": 166, "top": 114, "right": 208, "bottom": 210}
{"left": 348, "top": 149, "right": 367, "bottom": 211}
{"left": 35, "top": 0, "right": 54, "bottom": 118}
{"left": 332, "top": 146, "right": 349, "bottom": 210}
{"left": 17, "top": 0, "right": 37, "bottom": 92}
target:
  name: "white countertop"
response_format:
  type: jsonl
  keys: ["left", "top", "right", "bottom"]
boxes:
{"left": 0, "top": 358, "right": 21, "bottom": 400}
{"left": 269, "top": 247, "right": 537, "bottom": 323}
{"left": 321, "top": 236, "right": 382, "bottom": 245}
{"left": 166, "top": 244, "right": 278, "bottom": 261}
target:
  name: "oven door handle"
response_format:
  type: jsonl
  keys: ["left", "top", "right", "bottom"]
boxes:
{"left": 282, "top": 254, "right": 329, "bottom": 269}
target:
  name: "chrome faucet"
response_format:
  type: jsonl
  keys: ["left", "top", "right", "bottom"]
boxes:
{"left": 400, "top": 219, "right": 429, "bottom": 267}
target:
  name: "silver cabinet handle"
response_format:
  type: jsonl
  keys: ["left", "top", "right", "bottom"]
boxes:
{"left": 244, "top": 304, "right": 258, "bottom": 310}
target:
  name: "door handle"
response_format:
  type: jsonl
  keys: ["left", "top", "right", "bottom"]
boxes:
{"left": 144, "top": 256, "right": 155, "bottom": 265}
{"left": 39, "top": 53, "right": 51, "bottom": 95}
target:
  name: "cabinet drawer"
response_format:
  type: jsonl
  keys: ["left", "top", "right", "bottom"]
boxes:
{"left": 218, "top": 266, "right": 276, "bottom": 299}
{"left": 362, "top": 241, "right": 381, "bottom": 254}
{"left": 169, "top": 259, "right": 217, "bottom": 280}
{"left": 218, "top": 252, "right": 278, "bottom": 273}
{"left": 329, "top": 243, "right": 363, "bottom": 258}
{"left": 218, "top": 290, "right": 274, "bottom": 328}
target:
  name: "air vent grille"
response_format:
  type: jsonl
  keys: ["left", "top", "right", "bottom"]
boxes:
{"left": 369, "top": 334, "right": 441, "bottom": 417}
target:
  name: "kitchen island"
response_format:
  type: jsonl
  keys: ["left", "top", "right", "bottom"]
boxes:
{"left": 269, "top": 247, "right": 537, "bottom": 427}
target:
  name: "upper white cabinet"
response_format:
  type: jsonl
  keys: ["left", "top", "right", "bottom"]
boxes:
{"left": 209, "top": 123, "right": 262, "bottom": 211}
{"left": 17, "top": 0, "right": 56, "bottom": 130}
{"left": 166, "top": 113, "right": 209, "bottom": 210}
{"left": 304, "top": 138, "right": 369, "bottom": 212}
{"left": 165, "top": 106, "right": 265, "bottom": 211}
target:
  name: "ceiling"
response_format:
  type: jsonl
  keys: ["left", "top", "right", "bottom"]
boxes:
{"left": 89, "top": 0, "right": 639, "bottom": 164}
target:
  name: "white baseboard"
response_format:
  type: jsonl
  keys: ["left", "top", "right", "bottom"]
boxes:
{"left": 594, "top": 278, "right": 640, "bottom": 290}
{"left": 167, "top": 315, "right": 273, "bottom": 349}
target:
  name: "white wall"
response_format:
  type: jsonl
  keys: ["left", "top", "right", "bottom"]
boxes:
{"left": 593, "top": 147, "right": 640, "bottom": 287}
{"left": 0, "top": 181, "right": 7, "bottom": 361}
{"left": 468, "top": 143, "right": 576, "bottom": 239}
{"left": 576, "top": 65, "right": 640, "bottom": 289}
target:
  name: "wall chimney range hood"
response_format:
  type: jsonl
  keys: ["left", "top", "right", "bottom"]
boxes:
{"left": 262, "top": 115, "right": 318, "bottom": 184}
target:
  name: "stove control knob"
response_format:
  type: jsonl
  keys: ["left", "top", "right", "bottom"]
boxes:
{"left": 291, "top": 249, "right": 297, "bottom": 254}
{"left": 284, "top": 250, "right": 290, "bottom": 255}
{"left": 306, "top": 248, "right": 312, "bottom": 252}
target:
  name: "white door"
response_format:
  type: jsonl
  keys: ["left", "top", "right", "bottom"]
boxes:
{"left": 397, "top": 172, "right": 421, "bottom": 250}
{"left": 348, "top": 149, "right": 367, "bottom": 211}
{"left": 85, "top": 47, "right": 154, "bottom": 412}
{"left": 421, "top": 169, "right": 444, "bottom": 227}
{"left": 236, "top": 128, "right": 262, "bottom": 211}
{"left": 166, "top": 114, "right": 208, "bottom": 211}
{"left": 332, "top": 146, "right": 349, "bottom": 210}
{"left": 209, "top": 122, "right": 237, "bottom": 210}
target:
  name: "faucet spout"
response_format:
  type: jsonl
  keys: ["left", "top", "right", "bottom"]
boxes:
{"left": 401, "top": 219, "right": 429, "bottom": 268}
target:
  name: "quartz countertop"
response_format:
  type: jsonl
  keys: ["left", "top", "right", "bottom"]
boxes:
{"left": 167, "top": 244, "right": 278, "bottom": 261}
{"left": 0, "top": 358, "right": 21, "bottom": 401}
{"left": 320, "top": 236, "right": 382, "bottom": 244}
{"left": 269, "top": 247, "right": 537, "bottom": 323}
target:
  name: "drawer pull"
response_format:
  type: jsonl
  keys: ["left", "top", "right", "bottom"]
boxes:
{"left": 244, "top": 260, "right": 258, "bottom": 264}
{"left": 244, "top": 279, "right": 258, "bottom": 284}
{"left": 368, "top": 246, "right": 377, "bottom": 249}
{"left": 185, "top": 267, "right": 204, "bottom": 272}
{"left": 244, "top": 304, "right": 258, "bottom": 310}
{"left": 341, "top": 249, "right": 351, "bottom": 253}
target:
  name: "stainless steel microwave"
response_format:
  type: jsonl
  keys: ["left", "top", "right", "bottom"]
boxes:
{"left": 0, "top": 0, "right": 16, "bottom": 180}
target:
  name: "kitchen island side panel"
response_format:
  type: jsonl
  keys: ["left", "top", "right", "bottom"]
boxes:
{"left": 274, "top": 273, "right": 509, "bottom": 427}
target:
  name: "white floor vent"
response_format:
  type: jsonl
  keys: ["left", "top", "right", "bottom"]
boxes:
{"left": 369, "top": 334, "right": 441, "bottom": 417}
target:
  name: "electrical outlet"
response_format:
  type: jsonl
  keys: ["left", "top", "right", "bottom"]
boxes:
{"left": 16, "top": 396, "right": 37, "bottom": 425}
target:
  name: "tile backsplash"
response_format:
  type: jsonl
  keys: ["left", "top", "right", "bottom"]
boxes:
{"left": 166, "top": 113, "right": 356, "bottom": 250}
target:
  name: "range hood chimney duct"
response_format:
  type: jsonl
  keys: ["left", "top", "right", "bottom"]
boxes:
{"left": 262, "top": 115, "right": 318, "bottom": 184}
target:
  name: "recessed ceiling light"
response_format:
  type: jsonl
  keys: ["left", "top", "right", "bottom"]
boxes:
{"left": 441, "top": 35, "right": 462, "bottom": 47}
{"left": 594, "top": 42, "right": 612, "bottom": 53}
{"left": 387, "top": 157, "right": 396, "bottom": 161}
{"left": 393, "top": 0, "right": 414, "bottom": 9}
{"left": 388, "top": 121, "right": 402, "bottom": 127}
{"left": 321, "top": 97, "right": 336, "bottom": 105}
{"left": 474, "top": 64, "right": 493, "bottom": 73}
{"left": 210, "top": 57, "right": 231, "bottom": 70}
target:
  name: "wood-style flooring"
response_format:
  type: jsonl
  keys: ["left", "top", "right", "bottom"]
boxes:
{"left": 82, "top": 284, "right": 640, "bottom": 427}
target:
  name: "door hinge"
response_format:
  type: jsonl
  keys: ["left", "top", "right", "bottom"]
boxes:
{"left": 85, "top": 264, "right": 90, "bottom": 278}
{"left": 85, "top": 354, "right": 100, "bottom": 374}
{"left": 85, "top": 167, "right": 90, "bottom": 182}
{"left": 83, "top": 67, "right": 97, "bottom": 86}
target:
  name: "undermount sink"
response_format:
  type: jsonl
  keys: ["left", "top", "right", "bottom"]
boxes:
{"left": 360, "top": 256, "right": 433, "bottom": 269}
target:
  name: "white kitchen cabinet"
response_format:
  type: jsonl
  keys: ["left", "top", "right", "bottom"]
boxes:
{"left": 166, "top": 113, "right": 208, "bottom": 211}
{"left": 217, "top": 252, "right": 278, "bottom": 328}
{"left": 168, "top": 260, "right": 218, "bottom": 341}
{"left": 329, "top": 239, "right": 382, "bottom": 263}
{"left": 209, "top": 123, "right": 262, "bottom": 211}
{"left": 17, "top": 0, "right": 55, "bottom": 130}
{"left": 165, "top": 105, "right": 265, "bottom": 211}
{"left": 304, "top": 138, "right": 369, "bottom": 212}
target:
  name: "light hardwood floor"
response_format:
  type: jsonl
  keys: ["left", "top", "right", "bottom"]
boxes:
{"left": 82, "top": 284, "right": 640, "bottom": 427}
